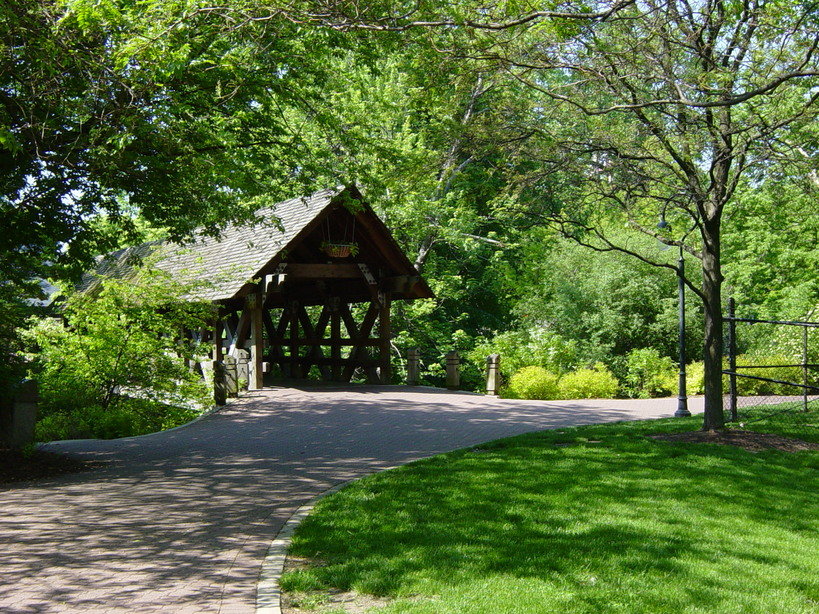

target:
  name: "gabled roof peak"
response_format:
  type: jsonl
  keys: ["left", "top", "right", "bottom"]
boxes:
{"left": 80, "top": 186, "right": 433, "bottom": 303}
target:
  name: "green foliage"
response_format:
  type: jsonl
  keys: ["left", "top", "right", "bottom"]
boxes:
{"left": 0, "top": 0, "right": 375, "bottom": 317}
{"left": 469, "top": 328, "right": 578, "bottom": 379}
{"left": 624, "top": 348, "right": 678, "bottom": 399}
{"left": 686, "top": 362, "right": 705, "bottom": 396}
{"left": 3, "top": 0, "right": 817, "bottom": 426}
{"left": 0, "top": 281, "right": 39, "bottom": 397}
{"left": 34, "top": 399, "right": 198, "bottom": 442}
{"left": 504, "top": 366, "right": 560, "bottom": 400}
{"left": 513, "top": 239, "right": 701, "bottom": 366}
{"left": 557, "top": 364, "right": 620, "bottom": 399}
{"left": 22, "top": 265, "right": 212, "bottom": 438}
{"left": 723, "top": 180, "right": 819, "bottom": 320}
{"left": 725, "top": 355, "right": 801, "bottom": 397}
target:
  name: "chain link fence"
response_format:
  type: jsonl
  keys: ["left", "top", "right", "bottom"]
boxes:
{"left": 722, "top": 299, "right": 819, "bottom": 438}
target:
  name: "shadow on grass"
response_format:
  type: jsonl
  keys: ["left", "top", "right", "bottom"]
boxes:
{"left": 284, "top": 417, "right": 819, "bottom": 613}
{"left": 1, "top": 386, "right": 686, "bottom": 612}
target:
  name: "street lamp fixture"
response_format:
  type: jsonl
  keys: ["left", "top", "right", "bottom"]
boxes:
{"left": 658, "top": 216, "right": 691, "bottom": 418}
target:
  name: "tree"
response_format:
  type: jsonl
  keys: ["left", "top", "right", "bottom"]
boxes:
{"left": 722, "top": 176, "right": 819, "bottom": 319}
{"left": 513, "top": 233, "right": 704, "bottom": 367}
{"left": 452, "top": 0, "right": 819, "bottom": 429}
{"left": 260, "top": 0, "right": 819, "bottom": 427}
{"left": 22, "top": 266, "right": 214, "bottom": 419}
{"left": 0, "top": 0, "right": 372, "bottom": 287}
{"left": 0, "top": 0, "right": 375, "bottom": 391}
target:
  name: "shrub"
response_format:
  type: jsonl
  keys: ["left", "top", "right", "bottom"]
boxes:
{"left": 558, "top": 364, "right": 619, "bottom": 399}
{"left": 23, "top": 265, "right": 213, "bottom": 441}
{"left": 23, "top": 269, "right": 213, "bottom": 416}
{"left": 469, "top": 328, "right": 578, "bottom": 379}
{"left": 624, "top": 348, "right": 677, "bottom": 398}
{"left": 35, "top": 410, "right": 95, "bottom": 442}
{"left": 505, "top": 366, "right": 560, "bottom": 400}
{"left": 34, "top": 398, "right": 199, "bottom": 442}
{"left": 723, "top": 355, "right": 800, "bottom": 396}
{"left": 685, "top": 361, "right": 705, "bottom": 395}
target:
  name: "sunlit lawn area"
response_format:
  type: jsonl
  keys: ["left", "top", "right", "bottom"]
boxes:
{"left": 282, "top": 416, "right": 819, "bottom": 613}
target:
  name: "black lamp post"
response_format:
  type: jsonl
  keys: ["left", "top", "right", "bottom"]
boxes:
{"left": 658, "top": 218, "right": 691, "bottom": 418}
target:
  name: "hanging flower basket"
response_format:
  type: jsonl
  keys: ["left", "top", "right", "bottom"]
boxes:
{"left": 321, "top": 242, "right": 358, "bottom": 258}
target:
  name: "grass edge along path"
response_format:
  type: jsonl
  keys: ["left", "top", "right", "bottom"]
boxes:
{"left": 281, "top": 416, "right": 819, "bottom": 614}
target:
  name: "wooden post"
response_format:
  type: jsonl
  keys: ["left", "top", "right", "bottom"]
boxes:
{"left": 213, "top": 318, "right": 224, "bottom": 362}
{"left": 378, "top": 291, "right": 392, "bottom": 384}
{"left": 229, "top": 310, "right": 250, "bottom": 356}
{"left": 0, "top": 380, "right": 38, "bottom": 449}
{"left": 486, "top": 354, "right": 501, "bottom": 395}
{"left": 330, "top": 298, "right": 342, "bottom": 381}
{"left": 446, "top": 351, "right": 460, "bottom": 390}
{"left": 407, "top": 348, "right": 421, "bottom": 386}
{"left": 289, "top": 300, "right": 300, "bottom": 378}
{"left": 248, "top": 293, "right": 264, "bottom": 390}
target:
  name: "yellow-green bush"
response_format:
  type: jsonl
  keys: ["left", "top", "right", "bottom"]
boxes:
{"left": 723, "top": 355, "right": 801, "bottom": 396}
{"left": 685, "top": 361, "right": 705, "bottom": 395}
{"left": 505, "top": 366, "right": 561, "bottom": 400}
{"left": 624, "top": 348, "right": 677, "bottom": 398}
{"left": 558, "top": 364, "right": 620, "bottom": 399}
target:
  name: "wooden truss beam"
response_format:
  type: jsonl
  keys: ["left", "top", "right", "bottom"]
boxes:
{"left": 282, "top": 263, "right": 362, "bottom": 278}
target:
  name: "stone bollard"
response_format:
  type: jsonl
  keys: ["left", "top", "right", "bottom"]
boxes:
{"left": 212, "top": 361, "right": 227, "bottom": 406}
{"left": 0, "top": 380, "right": 39, "bottom": 448}
{"left": 224, "top": 356, "right": 239, "bottom": 397}
{"left": 486, "top": 354, "right": 501, "bottom": 396}
{"left": 235, "top": 349, "right": 250, "bottom": 390}
{"left": 445, "top": 351, "right": 460, "bottom": 390}
{"left": 407, "top": 348, "right": 421, "bottom": 386}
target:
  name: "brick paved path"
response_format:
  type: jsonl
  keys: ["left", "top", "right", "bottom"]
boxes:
{"left": 0, "top": 386, "right": 702, "bottom": 613}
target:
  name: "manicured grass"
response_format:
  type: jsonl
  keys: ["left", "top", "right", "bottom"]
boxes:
{"left": 736, "top": 399, "right": 819, "bottom": 443}
{"left": 281, "top": 416, "right": 819, "bottom": 613}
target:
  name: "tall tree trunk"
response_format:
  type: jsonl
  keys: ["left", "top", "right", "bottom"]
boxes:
{"left": 700, "top": 216, "right": 726, "bottom": 430}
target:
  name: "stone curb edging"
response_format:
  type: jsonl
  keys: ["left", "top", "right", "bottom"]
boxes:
{"left": 255, "top": 482, "right": 348, "bottom": 614}
{"left": 255, "top": 463, "right": 402, "bottom": 614}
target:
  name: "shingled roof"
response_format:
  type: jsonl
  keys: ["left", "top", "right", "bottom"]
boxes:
{"left": 81, "top": 186, "right": 432, "bottom": 303}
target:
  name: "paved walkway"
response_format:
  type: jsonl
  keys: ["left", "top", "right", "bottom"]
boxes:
{"left": 0, "top": 386, "right": 703, "bottom": 613}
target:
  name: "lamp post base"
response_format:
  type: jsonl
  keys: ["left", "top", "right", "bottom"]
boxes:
{"left": 675, "top": 396, "right": 691, "bottom": 418}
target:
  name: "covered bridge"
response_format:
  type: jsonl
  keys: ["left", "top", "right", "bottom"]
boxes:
{"left": 83, "top": 186, "right": 433, "bottom": 388}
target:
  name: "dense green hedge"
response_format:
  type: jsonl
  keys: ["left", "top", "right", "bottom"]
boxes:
{"left": 506, "top": 366, "right": 560, "bottom": 400}
{"left": 503, "top": 363, "right": 619, "bottom": 400}
{"left": 724, "top": 355, "right": 806, "bottom": 396}
{"left": 558, "top": 364, "right": 619, "bottom": 399}
{"left": 34, "top": 398, "right": 201, "bottom": 442}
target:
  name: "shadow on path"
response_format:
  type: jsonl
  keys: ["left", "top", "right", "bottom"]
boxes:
{"left": 0, "top": 387, "right": 702, "bottom": 613}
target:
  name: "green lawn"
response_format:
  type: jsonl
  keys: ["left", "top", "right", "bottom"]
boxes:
{"left": 736, "top": 400, "right": 819, "bottom": 442}
{"left": 281, "top": 416, "right": 819, "bottom": 613}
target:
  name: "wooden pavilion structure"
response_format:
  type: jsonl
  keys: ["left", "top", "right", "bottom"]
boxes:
{"left": 83, "top": 186, "right": 433, "bottom": 387}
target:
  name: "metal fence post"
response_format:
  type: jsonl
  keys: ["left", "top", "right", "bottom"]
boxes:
{"left": 802, "top": 326, "right": 809, "bottom": 413}
{"left": 728, "top": 297, "right": 738, "bottom": 422}
{"left": 445, "top": 351, "right": 460, "bottom": 390}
